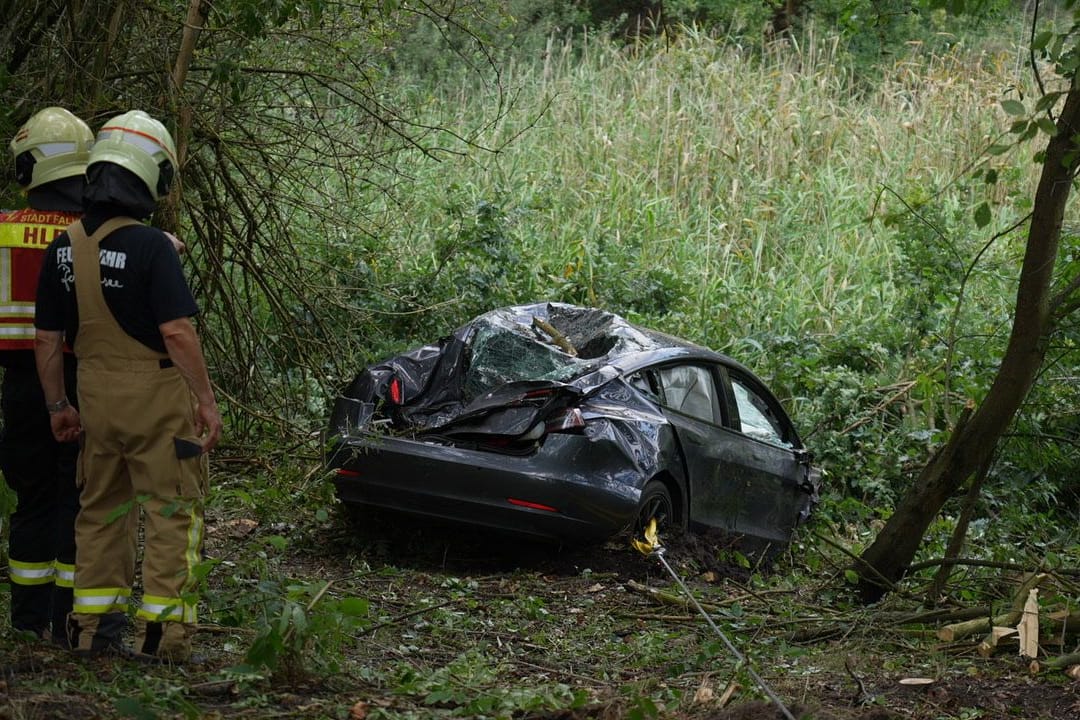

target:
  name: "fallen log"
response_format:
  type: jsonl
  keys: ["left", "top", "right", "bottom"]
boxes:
{"left": 937, "top": 573, "right": 1046, "bottom": 642}
{"left": 977, "top": 626, "right": 1018, "bottom": 658}
{"left": 1044, "top": 652, "right": 1080, "bottom": 670}
{"left": 1047, "top": 610, "right": 1080, "bottom": 636}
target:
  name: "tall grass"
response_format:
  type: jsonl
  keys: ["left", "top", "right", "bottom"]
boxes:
{"left": 385, "top": 26, "right": 1032, "bottom": 346}
{"left": 343, "top": 22, "right": 1077, "bottom": 512}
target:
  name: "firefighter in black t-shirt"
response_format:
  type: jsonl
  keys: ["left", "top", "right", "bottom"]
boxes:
{"left": 34, "top": 110, "right": 222, "bottom": 662}
{"left": 1, "top": 107, "right": 90, "bottom": 645}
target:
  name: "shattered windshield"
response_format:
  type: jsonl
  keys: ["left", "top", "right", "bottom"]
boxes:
{"left": 462, "top": 304, "right": 663, "bottom": 400}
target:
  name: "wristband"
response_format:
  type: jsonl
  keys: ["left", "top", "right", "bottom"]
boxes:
{"left": 47, "top": 398, "right": 70, "bottom": 414}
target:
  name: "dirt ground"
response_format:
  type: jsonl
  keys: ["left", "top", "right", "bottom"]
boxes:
{"left": 324, "top": 518, "right": 1080, "bottom": 720}
{"left": 2, "top": 511, "right": 1078, "bottom": 720}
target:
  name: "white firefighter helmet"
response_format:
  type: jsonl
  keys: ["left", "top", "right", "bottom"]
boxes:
{"left": 88, "top": 110, "right": 178, "bottom": 200}
{"left": 9, "top": 106, "right": 94, "bottom": 189}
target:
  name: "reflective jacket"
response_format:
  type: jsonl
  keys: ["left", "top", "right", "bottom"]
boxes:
{"left": 0, "top": 208, "right": 78, "bottom": 350}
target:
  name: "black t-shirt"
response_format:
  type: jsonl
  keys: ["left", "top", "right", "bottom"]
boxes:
{"left": 35, "top": 215, "right": 198, "bottom": 354}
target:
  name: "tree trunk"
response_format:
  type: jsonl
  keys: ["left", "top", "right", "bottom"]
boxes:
{"left": 158, "top": 0, "right": 208, "bottom": 233}
{"left": 854, "top": 77, "right": 1080, "bottom": 602}
{"left": 925, "top": 450, "right": 994, "bottom": 605}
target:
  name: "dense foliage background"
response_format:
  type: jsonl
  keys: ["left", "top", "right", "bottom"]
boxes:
{"left": 1, "top": 1, "right": 1079, "bottom": 717}
{"left": 1, "top": 0, "right": 1077, "bottom": 659}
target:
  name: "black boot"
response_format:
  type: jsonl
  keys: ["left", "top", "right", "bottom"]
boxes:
{"left": 68, "top": 611, "right": 130, "bottom": 657}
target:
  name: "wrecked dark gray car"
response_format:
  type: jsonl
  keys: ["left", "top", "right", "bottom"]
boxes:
{"left": 326, "top": 302, "right": 820, "bottom": 549}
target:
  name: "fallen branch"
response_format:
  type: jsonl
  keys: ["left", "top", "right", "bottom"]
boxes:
{"left": 187, "top": 680, "right": 239, "bottom": 697}
{"left": 789, "top": 625, "right": 846, "bottom": 643}
{"left": 906, "top": 558, "right": 1080, "bottom": 577}
{"left": 1044, "top": 652, "right": 1080, "bottom": 670}
{"left": 619, "top": 612, "right": 698, "bottom": 622}
{"left": 531, "top": 317, "right": 577, "bottom": 356}
{"left": 881, "top": 606, "right": 990, "bottom": 627}
{"left": 937, "top": 573, "right": 1046, "bottom": 642}
{"left": 358, "top": 598, "right": 462, "bottom": 636}
{"left": 1046, "top": 610, "right": 1080, "bottom": 642}
{"left": 625, "top": 579, "right": 727, "bottom": 614}
{"left": 196, "top": 623, "right": 257, "bottom": 636}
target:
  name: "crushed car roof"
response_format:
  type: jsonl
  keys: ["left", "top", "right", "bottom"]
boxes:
{"left": 344, "top": 302, "right": 731, "bottom": 431}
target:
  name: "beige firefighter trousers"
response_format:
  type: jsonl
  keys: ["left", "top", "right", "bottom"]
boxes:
{"left": 67, "top": 218, "right": 208, "bottom": 659}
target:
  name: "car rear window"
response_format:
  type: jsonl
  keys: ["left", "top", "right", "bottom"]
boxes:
{"left": 461, "top": 307, "right": 661, "bottom": 399}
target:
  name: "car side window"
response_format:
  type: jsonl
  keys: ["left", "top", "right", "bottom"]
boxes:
{"left": 657, "top": 365, "right": 719, "bottom": 425}
{"left": 627, "top": 370, "right": 660, "bottom": 403}
{"left": 730, "top": 375, "right": 791, "bottom": 447}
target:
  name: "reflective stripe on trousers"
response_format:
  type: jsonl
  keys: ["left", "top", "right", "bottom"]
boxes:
{"left": 9, "top": 559, "right": 76, "bottom": 587}
{"left": 9, "top": 558, "right": 54, "bottom": 585}
{"left": 54, "top": 560, "right": 75, "bottom": 588}
{"left": 72, "top": 587, "right": 131, "bottom": 614}
{"left": 137, "top": 594, "right": 197, "bottom": 623}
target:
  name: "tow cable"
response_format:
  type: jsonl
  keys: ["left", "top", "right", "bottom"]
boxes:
{"left": 632, "top": 519, "right": 798, "bottom": 720}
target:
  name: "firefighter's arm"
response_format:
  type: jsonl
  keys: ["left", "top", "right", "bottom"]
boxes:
{"left": 164, "top": 231, "right": 186, "bottom": 255}
{"left": 34, "top": 328, "right": 81, "bottom": 442}
{"left": 160, "top": 316, "right": 222, "bottom": 452}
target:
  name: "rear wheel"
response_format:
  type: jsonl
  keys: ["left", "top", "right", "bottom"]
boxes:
{"left": 635, "top": 481, "right": 675, "bottom": 537}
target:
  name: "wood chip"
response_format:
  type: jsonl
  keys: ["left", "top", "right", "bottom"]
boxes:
{"left": 693, "top": 684, "right": 715, "bottom": 704}
{"left": 718, "top": 681, "right": 741, "bottom": 706}
{"left": 1017, "top": 589, "right": 1040, "bottom": 659}
{"left": 898, "top": 678, "right": 935, "bottom": 686}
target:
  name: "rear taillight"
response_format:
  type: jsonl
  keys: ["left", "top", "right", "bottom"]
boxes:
{"left": 387, "top": 376, "right": 403, "bottom": 405}
{"left": 544, "top": 408, "right": 586, "bottom": 434}
{"left": 336, "top": 468, "right": 361, "bottom": 477}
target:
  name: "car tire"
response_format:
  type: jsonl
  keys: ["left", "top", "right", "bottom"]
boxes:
{"left": 635, "top": 481, "right": 676, "bottom": 536}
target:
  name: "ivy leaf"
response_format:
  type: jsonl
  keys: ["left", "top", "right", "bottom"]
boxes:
{"left": 1001, "top": 99, "right": 1027, "bottom": 116}
{"left": 974, "top": 202, "right": 992, "bottom": 229}
{"left": 338, "top": 597, "right": 370, "bottom": 617}
{"left": 265, "top": 535, "right": 289, "bottom": 551}
{"left": 1034, "top": 91, "right": 1063, "bottom": 112}
{"left": 1036, "top": 118, "right": 1058, "bottom": 136}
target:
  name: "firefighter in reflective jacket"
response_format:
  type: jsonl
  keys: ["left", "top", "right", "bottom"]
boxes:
{"left": 1, "top": 107, "right": 91, "bottom": 644}
{"left": 34, "top": 110, "right": 222, "bottom": 662}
